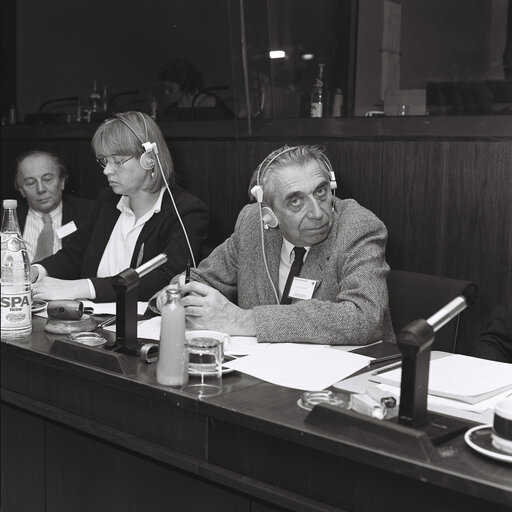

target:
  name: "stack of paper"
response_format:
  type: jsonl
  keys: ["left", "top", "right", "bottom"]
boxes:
{"left": 369, "top": 354, "right": 512, "bottom": 423}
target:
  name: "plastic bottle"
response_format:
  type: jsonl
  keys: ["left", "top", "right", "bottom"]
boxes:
{"left": 89, "top": 80, "right": 101, "bottom": 113}
{"left": 1, "top": 199, "right": 32, "bottom": 339}
{"left": 8, "top": 105, "right": 18, "bottom": 125}
{"left": 156, "top": 286, "right": 189, "bottom": 386}
{"left": 150, "top": 96, "right": 159, "bottom": 121}
{"left": 310, "top": 63, "right": 325, "bottom": 118}
{"left": 102, "top": 85, "right": 109, "bottom": 113}
{"left": 332, "top": 88, "right": 343, "bottom": 117}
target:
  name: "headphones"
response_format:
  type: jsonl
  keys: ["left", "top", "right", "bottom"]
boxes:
{"left": 251, "top": 146, "right": 338, "bottom": 304}
{"left": 250, "top": 146, "right": 338, "bottom": 229}
{"left": 110, "top": 112, "right": 197, "bottom": 268}
{"left": 114, "top": 112, "right": 158, "bottom": 175}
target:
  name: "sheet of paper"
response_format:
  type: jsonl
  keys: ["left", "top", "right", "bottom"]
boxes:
{"left": 227, "top": 336, "right": 270, "bottom": 355}
{"left": 82, "top": 301, "right": 149, "bottom": 316}
{"left": 223, "top": 345, "right": 372, "bottom": 391}
{"left": 34, "top": 301, "right": 149, "bottom": 318}
{"left": 375, "top": 383, "right": 512, "bottom": 424}
{"left": 370, "top": 354, "right": 512, "bottom": 403}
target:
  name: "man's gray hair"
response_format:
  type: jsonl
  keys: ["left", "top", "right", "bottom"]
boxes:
{"left": 248, "top": 145, "right": 332, "bottom": 205}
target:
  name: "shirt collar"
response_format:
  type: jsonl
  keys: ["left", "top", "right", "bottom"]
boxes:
{"left": 281, "top": 236, "right": 310, "bottom": 263}
{"left": 116, "top": 187, "right": 166, "bottom": 215}
{"left": 28, "top": 202, "right": 63, "bottom": 221}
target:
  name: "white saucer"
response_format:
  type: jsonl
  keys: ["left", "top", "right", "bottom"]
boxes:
{"left": 464, "top": 425, "right": 512, "bottom": 463}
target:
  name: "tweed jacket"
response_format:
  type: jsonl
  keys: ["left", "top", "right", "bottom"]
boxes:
{"left": 188, "top": 197, "right": 395, "bottom": 345}
{"left": 39, "top": 187, "right": 208, "bottom": 302}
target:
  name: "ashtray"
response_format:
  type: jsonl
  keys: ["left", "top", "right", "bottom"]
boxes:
{"left": 67, "top": 331, "right": 107, "bottom": 347}
{"left": 297, "top": 390, "right": 349, "bottom": 411}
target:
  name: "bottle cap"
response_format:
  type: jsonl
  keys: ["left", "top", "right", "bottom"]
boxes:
{"left": 3, "top": 199, "right": 17, "bottom": 209}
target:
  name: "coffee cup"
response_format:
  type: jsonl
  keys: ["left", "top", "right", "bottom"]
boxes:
{"left": 492, "top": 397, "right": 512, "bottom": 454}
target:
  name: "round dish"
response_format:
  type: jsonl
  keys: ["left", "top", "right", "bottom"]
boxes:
{"left": 464, "top": 424, "right": 512, "bottom": 463}
{"left": 32, "top": 299, "right": 47, "bottom": 313}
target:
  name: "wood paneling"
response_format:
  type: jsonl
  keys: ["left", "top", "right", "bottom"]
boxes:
{"left": 1, "top": 132, "right": 510, "bottom": 351}
{"left": 380, "top": 141, "right": 512, "bottom": 353}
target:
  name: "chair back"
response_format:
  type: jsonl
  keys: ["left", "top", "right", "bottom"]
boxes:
{"left": 387, "top": 269, "right": 476, "bottom": 352}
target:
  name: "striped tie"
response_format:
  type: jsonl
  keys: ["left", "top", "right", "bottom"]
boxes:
{"left": 33, "top": 213, "right": 54, "bottom": 261}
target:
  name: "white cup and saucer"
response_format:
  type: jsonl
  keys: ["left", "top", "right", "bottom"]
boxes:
{"left": 465, "top": 397, "right": 512, "bottom": 463}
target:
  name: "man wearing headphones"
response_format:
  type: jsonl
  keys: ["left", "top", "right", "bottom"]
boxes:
{"left": 155, "top": 145, "right": 394, "bottom": 345}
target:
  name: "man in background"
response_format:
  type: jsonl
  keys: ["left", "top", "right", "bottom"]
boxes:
{"left": 13, "top": 150, "right": 93, "bottom": 262}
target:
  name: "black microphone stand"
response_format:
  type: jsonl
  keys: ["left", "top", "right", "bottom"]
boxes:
{"left": 110, "top": 253, "right": 167, "bottom": 356}
{"left": 396, "top": 283, "right": 478, "bottom": 442}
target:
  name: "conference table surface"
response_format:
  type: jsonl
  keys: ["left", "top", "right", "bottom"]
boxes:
{"left": 1, "top": 316, "right": 511, "bottom": 512}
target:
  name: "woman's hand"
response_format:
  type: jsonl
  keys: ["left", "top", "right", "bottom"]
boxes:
{"left": 32, "top": 277, "right": 92, "bottom": 301}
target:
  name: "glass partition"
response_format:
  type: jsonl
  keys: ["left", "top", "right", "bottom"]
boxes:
{"left": 3, "top": 0, "right": 511, "bottom": 127}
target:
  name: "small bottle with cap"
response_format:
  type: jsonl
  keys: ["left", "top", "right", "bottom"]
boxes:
{"left": 156, "top": 286, "right": 189, "bottom": 386}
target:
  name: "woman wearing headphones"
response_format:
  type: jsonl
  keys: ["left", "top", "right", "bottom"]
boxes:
{"left": 31, "top": 111, "right": 209, "bottom": 302}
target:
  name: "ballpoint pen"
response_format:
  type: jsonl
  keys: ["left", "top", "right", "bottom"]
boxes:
{"left": 185, "top": 260, "right": 191, "bottom": 284}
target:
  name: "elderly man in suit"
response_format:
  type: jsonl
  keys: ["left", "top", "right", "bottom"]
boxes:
{"left": 14, "top": 150, "right": 93, "bottom": 262}
{"left": 155, "top": 144, "right": 394, "bottom": 345}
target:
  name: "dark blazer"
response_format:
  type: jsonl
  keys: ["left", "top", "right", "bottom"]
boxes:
{"left": 39, "top": 187, "right": 209, "bottom": 302}
{"left": 471, "top": 289, "right": 512, "bottom": 363}
{"left": 16, "top": 194, "right": 94, "bottom": 234}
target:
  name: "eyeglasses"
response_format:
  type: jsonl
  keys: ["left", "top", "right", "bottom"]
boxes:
{"left": 96, "top": 156, "right": 134, "bottom": 171}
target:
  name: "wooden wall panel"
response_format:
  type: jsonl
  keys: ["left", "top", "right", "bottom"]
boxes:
{"left": 380, "top": 141, "right": 512, "bottom": 352}
{"left": 1, "top": 134, "right": 510, "bottom": 353}
{"left": 168, "top": 140, "right": 238, "bottom": 249}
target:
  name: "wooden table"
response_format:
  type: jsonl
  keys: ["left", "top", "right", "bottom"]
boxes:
{"left": 2, "top": 317, "right": 511, "bottom": 512}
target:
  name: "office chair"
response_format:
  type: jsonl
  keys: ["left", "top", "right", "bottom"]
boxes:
{"left": 387, "top": 269, "right": 477, "bottom": 353}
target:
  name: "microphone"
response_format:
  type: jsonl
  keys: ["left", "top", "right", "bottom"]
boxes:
{"left": 397, "top": 282, "right": 478, "bottom": 429}
{"left": 111, "top": 253, "right": 168, "bottom": 354}
{"left": 426, "top": 283, "right": 478, "bottom": 332}
{"left": 38, "top": 96, "right": 79, "bottom": 113}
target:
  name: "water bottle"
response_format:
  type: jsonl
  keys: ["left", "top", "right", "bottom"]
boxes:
{"left": 310, "top": 63, "right": 326, "bottom": 118}
{"left": 156, "top": 286, "right": 189, "bottom": 386}
{"left": 89, "top": 80, "right": 101, "bottom": 113}
{"left": 1, "top": 199, "right": 32, "bottom": 339}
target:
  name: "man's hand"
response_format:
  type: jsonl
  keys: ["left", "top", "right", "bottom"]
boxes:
{"left": 32, "top": 277, "right": 92, "bottom": 301}
{"left": 179, "top": 281, "right": 256, "bottom": 335}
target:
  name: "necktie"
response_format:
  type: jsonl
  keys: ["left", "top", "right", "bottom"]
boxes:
{"left": 280, "top": 246, "right": 306, "bottom": 305}
{"left": 33, "top": 213, "right": 54, "bottom": 261}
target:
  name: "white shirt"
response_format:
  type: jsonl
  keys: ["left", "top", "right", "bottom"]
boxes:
{"left": 23, "top": 204, "right": 63, "bottom": 262}
{"left": 96, "top": 188, "right": 166, "bottom": 278}
{"left": 279, "top": 237, "right": 310, "bottom": 299}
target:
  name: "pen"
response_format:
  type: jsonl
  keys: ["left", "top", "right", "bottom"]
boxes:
{"left": 368, "top": 353, "right": 402, "bottom": 367}
{"left": 370, "top": 360, "right": 402, "bottom": 376}
{"left": 185, "top": 260, "right": 191, "bottom": 284}
{"left": 97, "top": 316, "right": 116, "bottom": 329}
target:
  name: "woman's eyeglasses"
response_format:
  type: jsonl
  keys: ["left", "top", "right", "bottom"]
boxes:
{"left": 96, "top": 156, "right": 134, "bottom": 171}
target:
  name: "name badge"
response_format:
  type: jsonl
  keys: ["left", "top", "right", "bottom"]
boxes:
{"left": 288, "top": 277, "right": 317, "bottom": 300}
{"left": 56, "top": 221, "right": 77, "bottom": 239}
